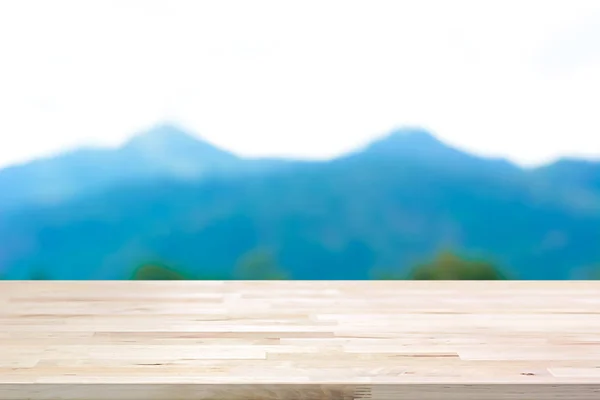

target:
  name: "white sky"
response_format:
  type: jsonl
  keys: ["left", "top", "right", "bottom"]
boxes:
{"left": 0, "top": 0, "right": 599, "bottom": 168}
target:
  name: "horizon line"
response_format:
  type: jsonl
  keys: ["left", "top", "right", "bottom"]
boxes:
{"left": 1, "top": 121, "right": 598, "bottom": 172}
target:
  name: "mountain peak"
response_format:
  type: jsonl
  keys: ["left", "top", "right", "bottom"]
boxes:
{"left": 123, "top": 122, "right": 237, "bottom": 158}
{"left": 387, "top": 126, "right": 438, "bottom": 139}
{"left": 384, "top": 127, "right": 444, "bottom": 146}
{"left": 121, "top": 122, "right": 240, "bottom": 178}
{"left": 126, "top": 123, "right": 201, "bottom": 148}
{"left": 350, "top": 126, "right": 520, "bottom": 176}
{"left": 362, "top": 127, "right": 451, "bottom": 157}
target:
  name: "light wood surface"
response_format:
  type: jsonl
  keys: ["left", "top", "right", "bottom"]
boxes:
{"left": 1, "top": 281, "right": 600, "bottom": 399}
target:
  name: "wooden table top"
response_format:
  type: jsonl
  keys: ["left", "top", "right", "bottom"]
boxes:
{"left": 1, "top": 281, "right": 600, "bottom": 400}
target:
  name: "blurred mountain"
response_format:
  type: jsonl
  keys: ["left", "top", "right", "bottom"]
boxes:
{"left": 1, "top": 126, "right": 600, "bottom": 280}
{"left": 537, "top": 158, "right": 600, "bottom": 188}
{"left": 0, "top": 123, "right": 287, "bottom": 211}
{"left": 527, "top": 158, "right": 600, "bottom": 214}
{"left": 122, "top": 123, "right": 241, "bottom": 176}
{"left": 341, "top": 128, "right": 522, "bottom": 178}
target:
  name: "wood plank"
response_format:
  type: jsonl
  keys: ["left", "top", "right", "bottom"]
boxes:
{"left": 1, "top": 281, "right": 600, "bottom": 399}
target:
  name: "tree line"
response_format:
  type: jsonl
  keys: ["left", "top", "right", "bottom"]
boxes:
{"left": 9, "top": 249, "right": 600, "bottom": 280}
{"left": 129, "top": 249, "right": 508, "bottom": 281}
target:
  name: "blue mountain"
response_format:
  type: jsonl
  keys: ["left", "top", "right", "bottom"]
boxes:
{"left": 1, "top": 126, "right": 600, "bottom": 280}
{"left": 0, "top": 123, "right": 243, "bottom": 211}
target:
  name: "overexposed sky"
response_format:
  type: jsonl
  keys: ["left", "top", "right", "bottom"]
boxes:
{"left": 0, "top": 0, "right": 599, "bottom": 168}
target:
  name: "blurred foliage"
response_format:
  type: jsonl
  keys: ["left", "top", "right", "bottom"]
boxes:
{"left": 370, "top": 250, "right": 508, "bottom": 280}
{"left": 369, "top": 267, "right": 406, "bottom": 280}
{"left": 131, "top": 263, "right": 190, "bottom": 280}
{"left": 129, "top": 249, "right": 291, "bottom": 280}
{"left": 582, "top": 266, "right": 600, "bottom": 280}
{"left": 29, "top": 269, "right": 51, "bottom": 280}
{"left": 407, "top": 250, "right": 507, "bottom": 280}
{"left": 233, "top": 249, "right": 289, "bottom": 280}
{"left": 128, "top": 249, "right": 508, "bottom": 281}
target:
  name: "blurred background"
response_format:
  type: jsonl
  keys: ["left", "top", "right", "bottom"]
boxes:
{"left": 1, "top": 0, "right": 599, "bottom": 280}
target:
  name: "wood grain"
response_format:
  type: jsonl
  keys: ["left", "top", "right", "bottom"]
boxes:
{"left": 1, "top": 281, "right": 600, "bottom": 399}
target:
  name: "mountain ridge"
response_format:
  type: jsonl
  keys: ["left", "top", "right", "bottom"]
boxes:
{"left": 2, "top": 123, "right": 598, "bottom": 178}
{"left": 2, "top": 123, "right": 600, "bottom": 281}
{"left": 0, "top": 125, "right": 474, "bottom": 209}
{"left": 1, "top": 122, "right": 598, "bottom": 215}
{"left": 0, "top": 123, "right": 243, "bottom": 211}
